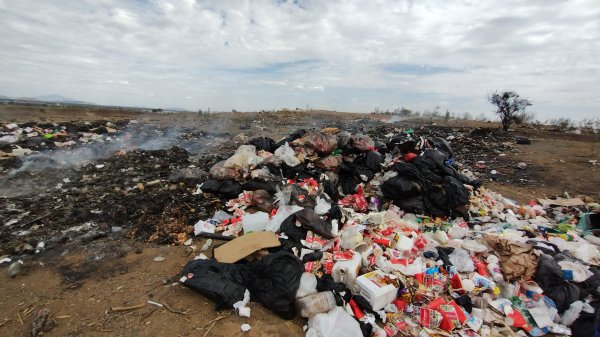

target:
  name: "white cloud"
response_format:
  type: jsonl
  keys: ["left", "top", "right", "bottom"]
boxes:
{"left": 0, "top": 0, "right": 598, "bottom": 119}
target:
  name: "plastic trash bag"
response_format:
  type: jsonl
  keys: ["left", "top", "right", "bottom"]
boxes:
{"left": 364, "top": 151, "right": 382, "bottom": 171}
{"left": 302, "top": 131, "right": 338, "bottom": 155}
{"left": 315, "top": 155, "right": 343, "bottom": 171}
{"left": 448, "top": 248, "right": 475, "bottom": 273}
{"left": 223, "top": 145, "right": 264, "bottom": 170}
{"left": 337, "top": 131, "right": 351, "bottom": 148}
{"left": 381, "top": 176, "right": 422, "bottom": 199}
{"left": 250, "top": 167, "right": 278, "bottom": 181}
{"left": 248, "top": 137, "right": 277, "bottom": 152}
{"left": 180, "top": 251, "right": 302, "bottom": 320}
{"left": 314, "top": 197, "right": 332, "bottom": 215}
{"left": 296, "top": 272, "right": 318, "bottom": 299}
{"left": 535, "top": 254, "right": 581, "bottom": 313}
{"left": 306, "top": 307, "right": 363, "bottom": 337}
{"left": 200, "top": 179, "right": 243, "bottom": 198}
{"left": 295, "top": 208, "right": 335, "bottom": 239}
{"left": 209, "top": 160, "right": 242, "bottom": 181}
{"left": 265, "top": 205, "right": 304, "bottom": 232}
{"left": 351, "top": 134, "right": 374, "bottom": 152}
{"left": 242, "top": 211, "right": 270, "bottom": 233}
{"left": 274, "top": 142, "right": 301, "bottom": 167}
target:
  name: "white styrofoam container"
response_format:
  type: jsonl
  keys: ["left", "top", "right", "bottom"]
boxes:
{"left": 355, "top": 270, "right": 399, "bottom": 311}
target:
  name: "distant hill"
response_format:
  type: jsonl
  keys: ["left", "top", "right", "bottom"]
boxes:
{"left": 164, "top": 107, "right": 192, "bottom": 112}
{"left": 34, "top": 94, "right": 93, "bottom": 105}
{"left": 0, "top": 94, "right": 94, "bottom": 105}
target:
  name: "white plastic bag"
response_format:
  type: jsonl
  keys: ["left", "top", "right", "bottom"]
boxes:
{"left": 242, "top": 212, "right": 270, "bottom": 233}
{"left": 223, "top": 145, "right": 263, "bottom": 170}
{"left": 265, "top": 205, "right": 303, "bottom": 232}
{"left": 315, "top": 197, "right": 332, "bottom": 215}
{"left": 448, "top": 248, "right": 475, "bottom": 273}
{"left": 296, "top": 272, "right": 318, "bottom": 299}
{"left": 274, "top": 142, "right": 301, "bottom": 167}
{"left": 306, "top": 307, "right": 362, "bottom": 337}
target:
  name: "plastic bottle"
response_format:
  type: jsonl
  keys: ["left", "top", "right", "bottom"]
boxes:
{"left": 486, "top": 255, "right": 504, "bottom": 282}
{"left": 332, "top": 252, "right": 362, "bottom": 289}
{"left": 295, "top": 291, "right": 336, "bottom": 317}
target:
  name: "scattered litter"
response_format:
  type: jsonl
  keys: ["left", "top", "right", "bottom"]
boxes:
{"left": 8, "top": 260, "right": 23, "bottom": 277}
{"left": 153, "top": 256, "right": 166, "bottom": 262}
{"left": 240, "top": 323, "right": 251, "bottom": 332}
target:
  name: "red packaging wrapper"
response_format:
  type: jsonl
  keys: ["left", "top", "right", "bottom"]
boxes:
{"left": 384, "top": 324, "right": 398, "bottom": 336}
{"left": 333, "top": 250, "right": 354, "bottom": 261}
{"left": 473, "top": 260, "right": 487, "bottom": 276}
{"left": 368, "top": 255, "right": 377, "bottom": 266}
{"left": 507, "top": 309, "right": 528, "bottom": 329}
{"left": 450, "top": 274, "right": 464, "bottom": 294}
{"left": 404, "top": 153, "right": 417, "bottom": 162}
{"left": 427, "top": 297, "right": 447, "bottom": 310}
{"left": 322, "top": 260, "right": 334, "bottom": 275}
{"left": 304, "top": 261, "right": 319, "bottom": 273}
{"left": 437, "top": 304, "right": 460, "bottom": 331}
{"left": 414, "top": 273, "right": 425, "bottom": 284}
{"left": 393, "top": 299, "right": 407, "bottom": 311}
{"left": 393, "top": 320, "right": 407, "bottom": 331}
{"left": 448, "top": 300, "right": 468, "bottom": 324}
{"left": 373, "top": 238, "right": 391, "bottom": 247}
{"left": 413, "top": 236, "right": 427, "bottom": 249}
{"left": 381, "top": 227, "right": 394, "bottom": 236}
{"left": 389, "top": 258, "right": 409, "bottom": 266}
{"left": 418, "top": 307, "right": 432, "bottom": 327}
{"left": 349, "top": 299, "right": 365, "bottom": 320}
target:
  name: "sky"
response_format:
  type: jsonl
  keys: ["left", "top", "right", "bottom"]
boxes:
{"left": 0, "top": 0, "right": 599, "bottom": 120}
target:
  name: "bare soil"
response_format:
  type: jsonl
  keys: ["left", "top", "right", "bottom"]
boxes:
{"left": 0, "top": 105, "right": 598, "bottom": 337}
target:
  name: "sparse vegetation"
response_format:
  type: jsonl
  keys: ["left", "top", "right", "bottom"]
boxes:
{"left": 488, "top": 90, "right": 533, "bottom": 131}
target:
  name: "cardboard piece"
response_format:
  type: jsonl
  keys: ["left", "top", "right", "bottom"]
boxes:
{"left": 538, "top": 198, "right": 585, "bottom": 207}
{"left": 214, "top": 231, "right": 281, "bottom": 263}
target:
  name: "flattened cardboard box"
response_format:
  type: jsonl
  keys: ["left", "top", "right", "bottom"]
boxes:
{"left": 214, "top": 231, "right": 281, "bottom": 263}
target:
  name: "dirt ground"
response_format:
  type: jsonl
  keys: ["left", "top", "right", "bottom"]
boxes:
{"left": 0, "top": 105, "right": 599, "bottom": 337}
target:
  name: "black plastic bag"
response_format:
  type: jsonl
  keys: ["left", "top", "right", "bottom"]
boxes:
{"left": 443, "top": 175, "right": 470, "bottom": 217}
{"left": 424, "top": 184, "right": 450, "bottom": 217}
{"left": 396, "top": 195, "right": 426, "bottom": 214}
{"left": 275, "top": 129, "right": 306, "bottom": 148}
{"left": 354, "top": 166, "right": 375, "bottom": 181}
{"left": 179, "top": 259, "right": 248, "bottom": 309}
{"left": 201, "top": 179, "right": 242, "bottom": 198}
{"left": 248, "top": 137, "right": 277, "bottom": 152}
{"left": 394, "top": 162, "right": 427, "bottom": 185}
{"left": 386, "top": 135, "right": 415, "bottom": 154}
{"left": 242, "top": 179, "right": 279, "bottom": 194}
{"left": 381, "top": 176, "right": 422, "bottom": 199}
{"left": 364, "top": 151, "right": 382, "bottom": 171}
{"left": 295, "top": 208, "right": 334, "bottom": 239}
{"left": 535, "top": 254, "right": 581, "bottom": 313}
{"left": 339, "top": 175, "right": 359, "bottom": 195}
{"left": 279, "top": 214, "right": 306, "bottom": 243}
{"left": 180, "top": 252, "right": 302, "bottom": 320}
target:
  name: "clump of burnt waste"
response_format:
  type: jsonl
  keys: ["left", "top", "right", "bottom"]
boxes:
{"left": 0, "top": 119, "right": 541, "bottom": 256}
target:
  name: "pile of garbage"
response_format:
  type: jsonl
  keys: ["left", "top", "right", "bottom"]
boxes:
{"left": 0, "top": 121, "right": 126, "bottom": 156}
{"left": 180, "top": 127, "right": 600, "bottom": 337}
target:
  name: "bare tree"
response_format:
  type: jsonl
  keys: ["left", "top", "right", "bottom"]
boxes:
{"left": 488, "top": 91, "right": 532, "bottom": 131}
